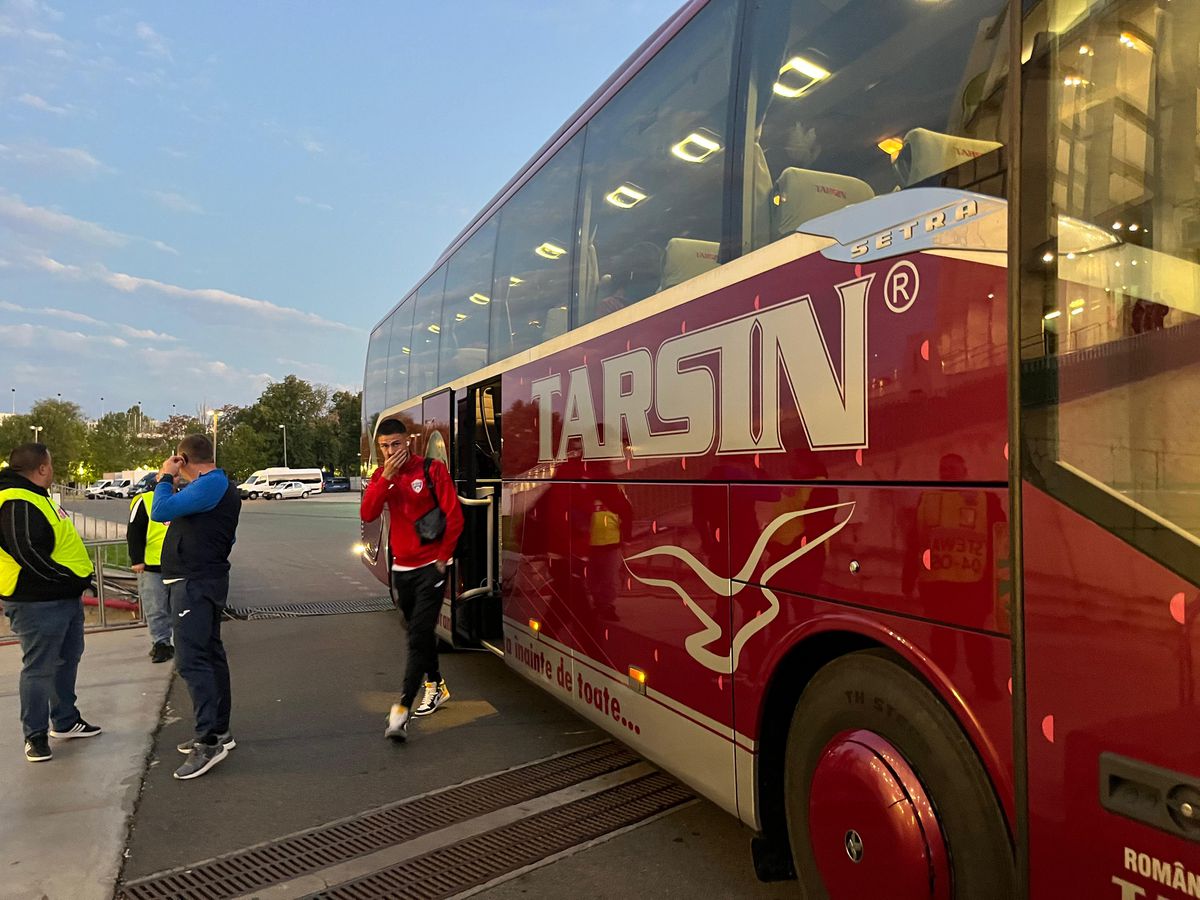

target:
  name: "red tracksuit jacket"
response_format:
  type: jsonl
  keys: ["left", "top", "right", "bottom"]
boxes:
{"left": 360, "top": 455, "right": 464, "bottom": 569}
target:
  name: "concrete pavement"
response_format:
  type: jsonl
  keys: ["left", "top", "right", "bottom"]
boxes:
{"left": 0, "top": 626, "right": 172, "bottom": 900}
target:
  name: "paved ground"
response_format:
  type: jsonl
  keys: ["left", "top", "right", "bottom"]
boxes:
{"left": 63, "top": 494, "right": 791, "bottom": 897}
{"left": 0, "top": 628, "right": 173, "bottom": 900}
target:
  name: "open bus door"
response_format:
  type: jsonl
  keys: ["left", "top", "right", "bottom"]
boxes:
{"left": 447, "top": 379, "right": 503, "bottom": 650}
{"left": 416, "top": 389, "right": 459, "bottom": 647}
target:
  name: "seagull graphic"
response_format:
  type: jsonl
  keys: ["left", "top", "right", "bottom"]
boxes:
{"left": 623, "top": 501, "right": 856, "bottom": 673}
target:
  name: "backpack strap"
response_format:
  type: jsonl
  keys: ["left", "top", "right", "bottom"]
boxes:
{"left": 423, "top": 457, "right": 439, "bottom": 506}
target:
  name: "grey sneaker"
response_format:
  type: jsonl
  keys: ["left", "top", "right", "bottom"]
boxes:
{"left": 174, "top": 741, "right": 228, "bottom": 780}
{"left": 177, "top": 731, "right": 235, "bottom": 754}
{"left": 385, "top": 704, "right": 411, "bottom": 742}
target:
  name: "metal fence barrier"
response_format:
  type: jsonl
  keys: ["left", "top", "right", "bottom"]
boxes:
{"left": 0, "top": 539, "right": 145, "bottom": 645}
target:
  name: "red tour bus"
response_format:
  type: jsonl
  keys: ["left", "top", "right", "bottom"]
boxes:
{"left": 360, "top": 0, "right": 1200, "bottom": 896}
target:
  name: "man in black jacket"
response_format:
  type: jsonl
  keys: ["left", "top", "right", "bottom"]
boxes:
{"left": 151, "top": 433, "right": 241, "bottom": 781}
{"left": 0, "top": 443, "right": 102, "bottom": 762}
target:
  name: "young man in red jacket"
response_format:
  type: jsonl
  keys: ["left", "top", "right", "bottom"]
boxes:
{"left": 361, "top": 418, "right": 463, "bottom": 741}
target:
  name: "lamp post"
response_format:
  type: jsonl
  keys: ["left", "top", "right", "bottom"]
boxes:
{"left": 30, "top": 424, "right": 43, "bottom": 442}
{"left": 279, "top": 424, "right": 288, "bottom": 468}
{"left": 208, "top": 410, "right": 220, "bottom": 465}
{"left": 10, "top": 388, "right": 14, "bottom": 414}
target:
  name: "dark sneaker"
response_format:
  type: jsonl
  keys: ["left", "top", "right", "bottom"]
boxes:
{"left": 414, "top": 679, "right": 450, "bottom": 717}
{"left": 174, "top": 741, "right": 228, "bottom": 780}
{"left": 177, "top": 731, "right": 235, "bottom": 755}
{"left": 25, "top": 733, "right": 52, "bottom": 762}
{"left": 49, "top": 719, "right": 101, "bottom": 739}
{"left": 385, "top": 704, "right": 411, "bottom": 742}
{"left": 150, "top": 642, "right": 174, "bottom": 664}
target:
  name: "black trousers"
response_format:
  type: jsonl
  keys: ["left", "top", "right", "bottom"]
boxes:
{"left": 168, "top": 576, "right": 232, "bottom": 741}
{"left": 393, "top": 564, "right": 444, "bottom": 707}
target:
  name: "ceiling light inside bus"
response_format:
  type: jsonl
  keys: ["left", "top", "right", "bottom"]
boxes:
{"left": 455, "top": 312, "right": 468, "bottom": 321}
{"left": 1069, "top": 298, "right": 1085, "bottom": 310}
{"left": 509, "top": 276, "right": 524, "bottom": 286}
{"left": 671, "top": 132, "right": 721, "bottom": 163}
{"left": 427, "top": 324, "right": 441, "bottom": 334}
{"left": 877, "top": 137, "right": 904, "bottom": 160}
{"left": 401, "top": 346, "right": 410, "bottom": 355}
{"left": 535, "top": 242, "right": 567, "bottom": 260}
{"left": 605, "top": 183, "right": 648, "bottom": 209}
{"left": 773, "top": 56, "right": 830, "bottom": 98}
{"left": 469, "top": 292, "right": 491, "bottom": 305}
{"left": 1044, "top": 310, "right": 1062, "bottom": 320}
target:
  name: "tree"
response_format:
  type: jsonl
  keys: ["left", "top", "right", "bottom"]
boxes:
{"left": 327, "top": 391, "right": 362, "bottom": 475}
{"left": 83, "top": 412, "right": 134, "bottom": 476}
{"left": 0, "top": 400, "right": 89, "bottom": 481}
{"left": 243, "top": 375, "right": 329, "bottom": 469}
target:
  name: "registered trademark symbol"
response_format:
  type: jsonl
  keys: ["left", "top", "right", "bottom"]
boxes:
{"left": 885, "top": 260, "right": 920, "bottom": 313}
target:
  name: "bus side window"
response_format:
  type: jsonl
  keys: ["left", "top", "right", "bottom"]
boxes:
{"left": 742, "top": 0, "right": 1009, "bottom": 252}
{"left": 572, "top": 0, "right": 737, "bottom": 328}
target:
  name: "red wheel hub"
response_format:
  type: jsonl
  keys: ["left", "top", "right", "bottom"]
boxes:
{"left": 807, "top": 729, "right": 950, "bottom": 900}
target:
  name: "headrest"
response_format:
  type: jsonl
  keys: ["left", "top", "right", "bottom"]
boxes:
{"left": 772, "top": 168, "right": 874, "bottom": 238}
{"left": 894, "top": 127, "right": 1002, "bottom": 188}
{"left": 660, "top": 238, "right": 720, "bottom": 291}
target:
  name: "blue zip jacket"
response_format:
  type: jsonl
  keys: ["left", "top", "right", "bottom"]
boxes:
{"left": 152, "top": 469, "right": 241, "bottom": 580}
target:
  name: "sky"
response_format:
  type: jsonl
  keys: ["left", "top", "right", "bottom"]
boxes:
{"left": 0, "top": 0, "right": 679, "bottom": 420}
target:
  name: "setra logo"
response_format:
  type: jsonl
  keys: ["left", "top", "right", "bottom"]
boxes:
{"left": 531, "top": 274, "right": 876, "bottom": 463}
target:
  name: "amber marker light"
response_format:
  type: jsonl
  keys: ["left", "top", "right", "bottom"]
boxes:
{"left": 877, "top": 137, "right": 904, "bottom": 160}
{"left": 670, "top": 132, "right": 721, "bottom": 163}
{"left": 469, "top": 292, "right": 491, "bottom": 306}
{"left": 529, "top": 618, "right": 542, "bottom": 635}
{"left": 773, "top": 55, "right": 830, "bottom": 98}
{"left": 628, "top": 666, "right": 647, "bottom": 695}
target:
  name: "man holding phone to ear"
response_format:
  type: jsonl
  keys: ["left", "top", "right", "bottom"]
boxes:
{"left": 361, "top": 418, "right": 463, "bottom": 742}
{"left": 151, "top": 434, "right": 241, "bottom": 780}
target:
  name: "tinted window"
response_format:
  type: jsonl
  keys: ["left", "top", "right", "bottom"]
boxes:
{"left": 440, "top": 218, "right": 498, "bottom": 383}
{"left": 363, "top": 318, "right": 391, "bottom": 433}
{"left": 384, "top": 297, "right": 414, "bottom": 408}
{"left": 410, "top": 266, "right": 447, "bottom": 397}
{"left": 1021, "top": 0, "right": 1200, "bottom": 549}
{"left": 490, "top": 133, "right": 584, "bottom": 360}
{"left": 575, "top": 0, "right": 737, "bottom": 327}
{"left": 743, "top": 0, "right": 1007, "bottom": 252}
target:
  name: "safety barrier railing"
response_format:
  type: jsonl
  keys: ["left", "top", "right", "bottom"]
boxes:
{"left": 0, "top": 539, "right": 144, "bottom": 645}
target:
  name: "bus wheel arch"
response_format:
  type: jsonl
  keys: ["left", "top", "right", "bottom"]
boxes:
{"left": 779, "top": 649, "right": 1014, "bottom": 899}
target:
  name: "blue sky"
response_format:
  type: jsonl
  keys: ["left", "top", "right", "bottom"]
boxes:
{"left": 0, "top": 0, "right": 678, "bottom": 419}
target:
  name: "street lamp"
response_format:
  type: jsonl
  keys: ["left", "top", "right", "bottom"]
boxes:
{"left": 205, "top": 410, "right": 220, "bottom": 465}
{"left": 30, "top": 424, "right": 43, "bottom": 442}
{"left": 279, "top": 424, "right": 288, "bottom": 467}
{"left": 10, "top": 388, "right": 14, "bottom": 414}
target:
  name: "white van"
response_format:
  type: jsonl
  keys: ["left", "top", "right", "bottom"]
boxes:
{"left": 85, "top": 479, "right": 113, "bottom": 500}
{"left": 238, "top": 468, "right": 324, "bottom": 499}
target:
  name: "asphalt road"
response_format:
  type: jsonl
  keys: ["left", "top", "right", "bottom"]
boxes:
{"left": 77, "top": 495, "right": 792, "bottom": 897}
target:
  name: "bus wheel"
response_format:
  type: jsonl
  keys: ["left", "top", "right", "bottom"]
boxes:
{"left": 783, "top": 650, "right": 1013, "bottom": 900}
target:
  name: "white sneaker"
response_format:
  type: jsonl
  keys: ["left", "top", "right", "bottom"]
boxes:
{"left": 385, "top": 704, "right": 411, "bottom": 742}
{"left": 415, "top": 679, "right": 450, "bottom": 717}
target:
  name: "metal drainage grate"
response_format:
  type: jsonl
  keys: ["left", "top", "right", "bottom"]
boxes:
{"left": 228, "top": 597, "right": 395, "bottom": 620}
{"left": 309, "top": 772, "right": 693, "bottom": 899}
{"left": 120, "top": 742, "right": 637, "bottom": 900}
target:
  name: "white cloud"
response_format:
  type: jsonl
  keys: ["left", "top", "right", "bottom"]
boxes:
{"left": 0, "top": 141, "right": 112, "bottom": 177}
{"left": 301, "top": 138, "right": 325, "bottom": 155}
{"left": 0, "top": 298, "right": 181, "bottom": 340}
{"left": 0, "top": 191, "right": 176, "bottom": 253}
{"left": 16, "top": 93, "right": 71, "bottom": 115}
{"left": 295, "top": 195, "right": 333, "bottom": 212}
{"left": 151, "top": 190, "right": 203, "bottom": 214}
{"left": 134, "top": 21, "right": 171, "bottom": 61}
{"left": 31, "top": 254, "right": 360, "bottom": 332}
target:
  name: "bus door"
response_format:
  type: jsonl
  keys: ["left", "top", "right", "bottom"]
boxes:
{"left": 1018, "top": 3, "right": 1200, "bottom": 895}
{"left": 417, "top": 389, "right": 458, "bottom": 646}
{"left": 449, "top": 379, "right": 503, "bottom": 650}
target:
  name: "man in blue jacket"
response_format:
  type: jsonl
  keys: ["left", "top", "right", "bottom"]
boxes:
{"left": 151, "top": 434, "right": 241, "bottom": 780}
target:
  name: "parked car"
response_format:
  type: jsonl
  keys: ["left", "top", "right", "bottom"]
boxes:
{"left": 238, "top": 467, "right": 324, "bottom": 499}
{"left": 322, "top": 476, "right": 351, "bottom": 493}
{"left": 85, "top": 479, "right": 113, "bottom": 499}
{"left": 263, "top": 481, "right": 311, "bottom": 500}
{"left": 104, "top": 478, "right": 134, "bottom": 499}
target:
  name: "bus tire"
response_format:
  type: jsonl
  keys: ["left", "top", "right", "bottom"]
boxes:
{"left": 783, "top": 650, "right": 1013, "bottom": 900}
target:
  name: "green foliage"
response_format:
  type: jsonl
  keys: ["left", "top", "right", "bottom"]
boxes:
{"left": 2, "top": 380, "right": 363, "bottom": 481}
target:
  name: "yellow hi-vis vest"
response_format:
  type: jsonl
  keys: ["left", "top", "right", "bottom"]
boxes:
{"left": 0, "top": 487, "right": 94, "bottom": 597}
{"left": 130, "top": 491, "right": 167, "bottom": 566}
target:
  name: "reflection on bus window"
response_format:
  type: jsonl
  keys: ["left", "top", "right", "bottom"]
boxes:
{"left": 489, "top": 134, "right": 583, "bottom": 361}
{"left": 573, "top": 0, "right": 737, "bottom": 328}
{"left": 440, "top": 219, "right": 498, "bottom": 384}
{"left": 410, "top": 266, "right": 447, "bottom": 398}
{"left": 744, "top": 0, "right": 1008, "bottom": 253}
{"left": 1023, "top": 0, "right": 1200, "bottom": 543}
{"left": 384, "top": 297, "right": 414, "bottom": 409}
